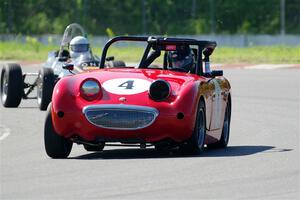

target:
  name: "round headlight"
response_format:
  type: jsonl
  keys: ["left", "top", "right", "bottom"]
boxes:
{"left": 149, "top": 79, "right": 171, "bottom": 101}
{"left": 80, "top": 79, "right": 101, "bottom": 101}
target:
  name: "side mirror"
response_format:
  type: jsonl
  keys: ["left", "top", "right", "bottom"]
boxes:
{"left": 211, "top": 70, "right": 223, "bottom": 77}
{"left": 203, "top": 70, "right": 223, "bottom": 77}
{"left": 62, "top": 63, "right": 74, "bottom": 70}
{"left": 105, "top": 56, "right": 115, "bottom": 61}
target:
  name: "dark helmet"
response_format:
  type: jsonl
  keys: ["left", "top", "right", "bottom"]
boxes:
{"left": 167, "top": 46, "right": 195, "bottom": 72}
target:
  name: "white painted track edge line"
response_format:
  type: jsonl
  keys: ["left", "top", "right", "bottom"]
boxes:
{"left": 0, "top": 127, "right": 10, "bottom": 141}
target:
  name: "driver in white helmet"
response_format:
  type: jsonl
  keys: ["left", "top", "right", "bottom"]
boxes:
{"left": 69, "top": 36, "right": 92, "bottom": 59}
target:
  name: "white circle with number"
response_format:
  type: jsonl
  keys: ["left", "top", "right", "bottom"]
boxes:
{"left": 102, "top": 78, "right": 151, "bottom": 95}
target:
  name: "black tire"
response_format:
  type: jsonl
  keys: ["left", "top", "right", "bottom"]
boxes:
{"left": 44, "top": 104, "right": 72, "bottom": 158}
{"left": 0, "top": 63, "right": 23, "bottom": 107}
{"left": 83, "top": 143, "right": 105, "bottom": 152}
{"left": 154, "top": 145, "right": 167, "bottom": 152}
{"left": 180, "top": 100, "right": 206, "bottom": 154}
{"left": 207, "top": 99, "right": 231, "bottom": 148}
{"left": 37, "top": 68, "right": 55, "bottom": 111}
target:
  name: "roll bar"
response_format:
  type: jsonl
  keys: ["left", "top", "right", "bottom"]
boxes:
{"left": 100, "top": 36, "right": 217, "bottom": 76}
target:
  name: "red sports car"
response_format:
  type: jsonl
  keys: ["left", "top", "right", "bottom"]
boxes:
{"left": 44, "top": 36, "right": 231, "bottom": 158}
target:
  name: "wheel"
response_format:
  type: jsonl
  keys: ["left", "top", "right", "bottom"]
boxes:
{"left": 44, "top": 104, "right": 72, "bottom": 158}
{"left": 180, "top": 100, "right": 206, "bottom": 154}
{"left": 37, "top": 67, "right": 55, "bottom": 111}
{"left": 154, "top": 145, "right": 168, "bottom": 152}
{"left": 0, "top": 63, "right": 23, "bottom": 107}
{"left": 207, "top": 99, "right": 231, "bottom": 148}
{"left": 84, "top": 143, "right": 105, "bottom": 152}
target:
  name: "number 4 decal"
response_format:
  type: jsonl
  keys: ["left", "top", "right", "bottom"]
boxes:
{"left": 118, "top": 80, "right": 134, "bottom": 89}
{"left": 102, "top": 78, "right": 151, "bottom": 95}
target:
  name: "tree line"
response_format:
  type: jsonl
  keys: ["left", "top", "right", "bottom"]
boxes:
{"left": 0, "top": 0, "right": 299, "bottom": 35}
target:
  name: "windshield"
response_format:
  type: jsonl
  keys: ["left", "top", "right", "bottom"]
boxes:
{"left": 58, "top": 23, "right": 87, "bottom": 58}
{"left": 61, "top": 23, "right": 86, "bottom": 47}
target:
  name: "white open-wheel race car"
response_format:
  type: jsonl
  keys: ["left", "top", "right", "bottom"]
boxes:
{"left": 0, "top": 23, "right": 120, "bottom": 110}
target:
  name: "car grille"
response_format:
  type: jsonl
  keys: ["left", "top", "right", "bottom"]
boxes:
{"left": 83, "top": 104, "right": 159, "bottom": 130}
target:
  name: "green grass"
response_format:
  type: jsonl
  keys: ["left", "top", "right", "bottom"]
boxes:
{"left": 0, "top": 41, "right": 299, "bottom": 64}
{"left": 105, "top": 46, "right": 145, "bottom": 63}
{"left": 0, "top": 41, "right": 57, "bottom": 61}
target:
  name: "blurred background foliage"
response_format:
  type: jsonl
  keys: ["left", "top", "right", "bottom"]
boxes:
{"left": 0, "top": 0, "right": 299, "bottom": 35}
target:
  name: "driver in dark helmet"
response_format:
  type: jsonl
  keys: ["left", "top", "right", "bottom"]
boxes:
{"left": 167, "top": 46, "right": 195, "bottom": 73}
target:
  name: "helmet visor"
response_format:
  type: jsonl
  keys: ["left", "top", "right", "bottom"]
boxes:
{"left": 70, "top": 44, "right": 89, "bottom": 52}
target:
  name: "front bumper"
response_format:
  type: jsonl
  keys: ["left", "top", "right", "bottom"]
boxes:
{"left": 52, "top": 103, "right": 195, "bottom": 143}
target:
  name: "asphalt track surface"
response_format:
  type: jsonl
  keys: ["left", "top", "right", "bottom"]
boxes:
{"left": 0, "top": 64, "right": 299, "bottom": 199}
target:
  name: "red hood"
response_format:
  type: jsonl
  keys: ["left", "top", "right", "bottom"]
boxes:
{"left": 54, "top": 68, "right": 205, "bottom": 112}
{"left": 83, "top": 68, "right": 199, "bottom": 81}
{"left": 79, "top": 68, "right": 203, "bottom": 90}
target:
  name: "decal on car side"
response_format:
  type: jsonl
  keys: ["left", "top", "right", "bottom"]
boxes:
{"left": 102, "top": 78, "right": 151, "bottom": 95}
{"left": 211, "top": 79, "right": 222, "bottom": 129}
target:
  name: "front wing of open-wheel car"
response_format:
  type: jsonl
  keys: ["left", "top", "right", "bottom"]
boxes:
{"left": 44, "top": 36, "right": 232, "bottom": 158}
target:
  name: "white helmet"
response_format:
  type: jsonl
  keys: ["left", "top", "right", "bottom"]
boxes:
{"left": 69, "top": 36, "right": 90, "bottom": 58}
